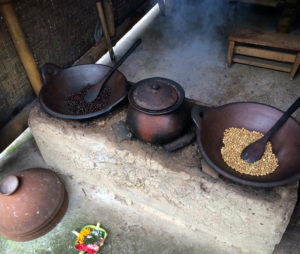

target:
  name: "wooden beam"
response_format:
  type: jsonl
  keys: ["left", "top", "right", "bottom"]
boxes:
{"left": 290, "top": 52, "right": 300, "bottom": 80}
{"left": 229, "top": 28, "right": 300, "bottom": 51}
{"left": 227, "top": 40, "right": 235, "bottom": 67}
{"left": 232, "top": 56, "right": 292, "bottom": 73}
{"left": 234, "top": 45, "right": 296, "bottom": 63}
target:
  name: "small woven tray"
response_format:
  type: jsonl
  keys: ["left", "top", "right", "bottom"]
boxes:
{"left": 72, "top": 222, "right": 108, "bottom": 254}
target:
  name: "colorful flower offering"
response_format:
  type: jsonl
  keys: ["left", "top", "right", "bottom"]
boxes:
{"left": 72, "top": 222, "right": 107, "bottom": 254}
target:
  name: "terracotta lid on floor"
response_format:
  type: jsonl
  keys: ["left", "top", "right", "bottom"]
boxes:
{"left": 0, "top": 168, "right": 68, "bottom": 241}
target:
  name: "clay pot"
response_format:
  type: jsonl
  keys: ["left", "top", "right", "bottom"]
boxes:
{"left": 127, "top": 77, "right": 187, "bottom": 144}
{"left": 0, "top": 168, "right": 68, "bottom": 241}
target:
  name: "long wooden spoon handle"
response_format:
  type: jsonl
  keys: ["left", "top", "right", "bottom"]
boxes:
{"left": 101, "top": 39, "right": 142, "bottom": 84}
{"left": 265, "top": 97, "right": 300, "bottom": 139}
{"left": 84, "top": 38, "right": 142, "bottom": 102}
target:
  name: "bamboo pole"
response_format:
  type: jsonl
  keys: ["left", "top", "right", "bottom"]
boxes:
{"left": 103, "top": 0, "right": 115, "bottom": 37}
{"left": 96, "top": 0, "right": 116, "bottom": 62}
{"left": 0, "top": 1, "right": 42, "bottom": 96}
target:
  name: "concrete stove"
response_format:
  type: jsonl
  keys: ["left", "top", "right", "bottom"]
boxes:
{"left": 29, "top": 103, "right": 298, "bottom": 254}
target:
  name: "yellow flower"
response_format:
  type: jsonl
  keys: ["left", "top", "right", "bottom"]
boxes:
{"left": 78, "top": 228, "right": 91, "bottom": 243}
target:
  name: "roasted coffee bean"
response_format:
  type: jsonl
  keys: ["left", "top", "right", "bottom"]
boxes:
{"left": 66, "top": 85, "right": 111, "bottom": 115}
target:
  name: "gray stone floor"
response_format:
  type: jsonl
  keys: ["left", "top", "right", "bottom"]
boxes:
{"left": 0, "top": 1, "right": 300, "bottom": 253}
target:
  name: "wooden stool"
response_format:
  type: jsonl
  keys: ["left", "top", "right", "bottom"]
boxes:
{"left": 227, "top": 29, "right": 300, "bottom": 80}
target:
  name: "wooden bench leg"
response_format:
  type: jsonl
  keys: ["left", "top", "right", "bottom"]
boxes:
{"left": 290, "top": 52, "right": 300, "bottom": 80}
{"left": 227, "top": 40, "right": 235, "bottom": 67}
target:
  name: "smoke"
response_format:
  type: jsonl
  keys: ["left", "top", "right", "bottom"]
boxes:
{"left": 151, "top": 0, "right": 237, "bottom": 71}
{"left": 167, "top": 0, "right": 232, "bottom": 37}
{"left": 147, "top": 0, "right": 287, "bottom": 71}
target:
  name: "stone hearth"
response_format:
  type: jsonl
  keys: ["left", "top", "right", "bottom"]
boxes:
{"left": 28, "top": 103, "right": 298, "bottom": 254}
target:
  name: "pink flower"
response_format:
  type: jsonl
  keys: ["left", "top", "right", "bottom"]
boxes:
{"left": 76, "top": 243, "right": 87, "bottom": 251}
{"left": 86, "top": 244, "right": 100, "bottom": 254}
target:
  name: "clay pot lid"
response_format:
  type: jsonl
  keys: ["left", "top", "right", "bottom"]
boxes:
{"left": 128, "top": 77, "right": 185, "bottom": 115}
{"left": 0, "top": 168, "right": 68, "bottom": 241}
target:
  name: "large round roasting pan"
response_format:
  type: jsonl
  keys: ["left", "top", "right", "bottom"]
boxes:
{"left": 191, "top": 102, "right": 300, "bottom": 187}
{"left": 39, "top": 63, "right": 128, "bottom": 120}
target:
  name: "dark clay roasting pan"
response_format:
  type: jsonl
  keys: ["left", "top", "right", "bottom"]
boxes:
{"left": 39, "top": 63, "right": 128, "bottom": 120}
{"left": 191, "top": 102, "right": 300, "bottom": 187}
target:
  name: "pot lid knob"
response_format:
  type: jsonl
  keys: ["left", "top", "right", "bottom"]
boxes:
{"left": 152, "top": 84, "right": 160, "bottom": 90}
{"left": 130, "top": 78, "right": 182, "bottom": 111}
{"left": 0, "top": 176, "right": 19, "bottom": 196}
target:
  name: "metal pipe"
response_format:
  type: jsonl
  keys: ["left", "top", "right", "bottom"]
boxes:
{"left": 0, "top": 1, "right": 42, "bottom": 96}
